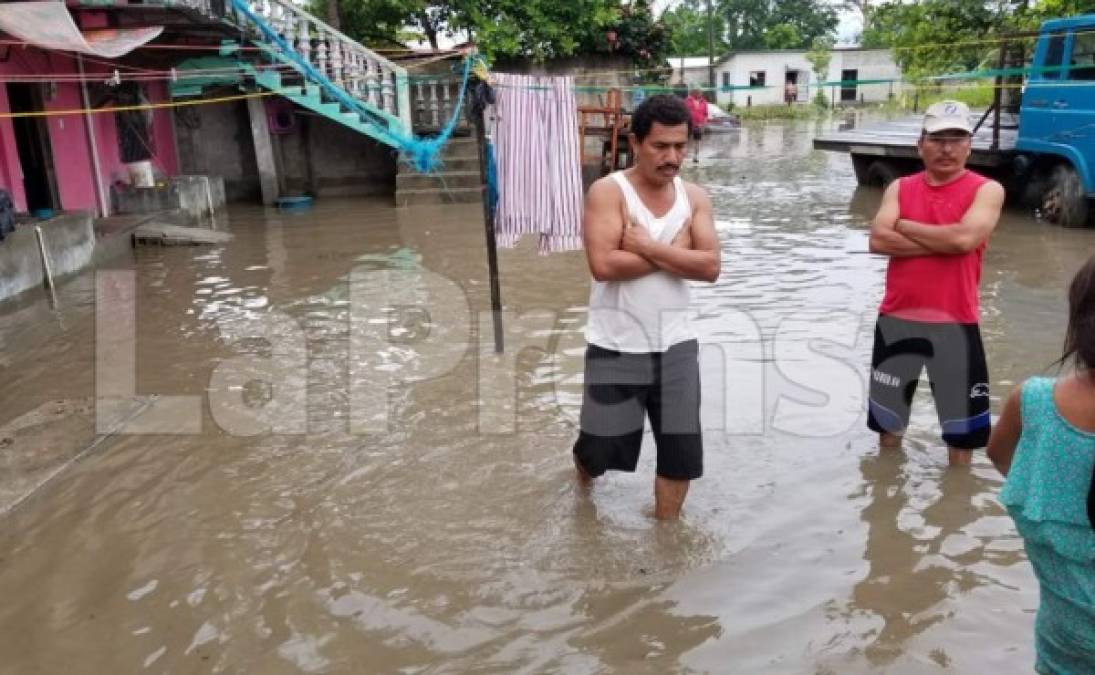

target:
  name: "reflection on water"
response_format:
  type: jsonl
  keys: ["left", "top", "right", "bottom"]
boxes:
{"left": 851, "top": 450, "right": 995, "bottom": 666}
{"left": 0, "top": 117, "right": 1086, "bottom": 673}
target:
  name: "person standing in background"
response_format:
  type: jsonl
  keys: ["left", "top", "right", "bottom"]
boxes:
{"left": 866, "top": 100, "right": 1005, "bottom": 466}
{"left": 684, "top": 88, "right": 708, "bottom": 164}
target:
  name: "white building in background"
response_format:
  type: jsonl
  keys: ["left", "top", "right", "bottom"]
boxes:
{"left": 669, "top": 56, "right": 717, "bottom": 89}
{"left": 670, "top": 48, "right": 901, "bottom": 108}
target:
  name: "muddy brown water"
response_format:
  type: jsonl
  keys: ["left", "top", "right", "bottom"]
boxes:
{"left": 0, "top": 119, "right": 1092, "bottom": 674}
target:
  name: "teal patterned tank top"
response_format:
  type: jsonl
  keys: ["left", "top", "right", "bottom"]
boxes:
{"left": 999, "top": 376, "right": 1095, "bottom": 675}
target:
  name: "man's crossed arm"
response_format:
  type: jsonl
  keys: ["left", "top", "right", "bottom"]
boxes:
{"left": 868, "top": 179, "right": 1005, "bottom": 257}
{"left": 583, "top": 178, "right": 721, "bottom": 283}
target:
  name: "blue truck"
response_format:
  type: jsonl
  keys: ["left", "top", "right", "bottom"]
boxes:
{"left": 814, "top": 13, "right": 1095, "bottom": 227}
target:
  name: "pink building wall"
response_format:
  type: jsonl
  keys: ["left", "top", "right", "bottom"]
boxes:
{"left": 0, "top": 84, "right": 23, "bottom": 211}
{"left": 0, "top": 47, "right": 179, "bottom": 215}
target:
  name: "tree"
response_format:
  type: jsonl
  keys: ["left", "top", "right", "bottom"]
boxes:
{"left": 465, "top": 0, "right": 620, "bottom": 60}
{"left": 603, "top": 0, "right": 674, "bottom": 77}
{"left": 663, "top": 0, "right": 727, "bottom": 56}
{"left": 1006, "top": 0, "right": 1095, "bottom": 31}
{"left": 332, "top": 0, "right": 442, "bottom": 49}
{"left": 327, "top": 0, "right": 341, "bottom": 30}
{"left": 806, "top": 35, "right": 832, "bottom": 83}
{"left": 334, "top": 0, "right": 670, "bottom": 66}
{"left": 718, "top": 0, "right": 838, "bottom": 51}
{"left": 860, "top": 0, "right": 1095, "bottom": 82}
{"left": 861, "top": 0, "right": 997, "bottom": 80}
{"left": 806, "top": 35, "right": 833, "bottom": 105}
{"left": 763, "top": 23, "right": 802, "bottom": 50}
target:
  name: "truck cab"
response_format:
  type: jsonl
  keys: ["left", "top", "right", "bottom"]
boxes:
{"left": 1017, "top": 14, "right": 1095, "bottom": 226}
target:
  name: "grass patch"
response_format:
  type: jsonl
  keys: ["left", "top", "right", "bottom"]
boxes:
{"left": 730, "top": 104, "right": 826, "bottom": 121}
{"left": 877, "top": 81, "right": 997, "bottom": 113}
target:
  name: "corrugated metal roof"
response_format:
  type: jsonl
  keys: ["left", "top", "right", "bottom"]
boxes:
{"left": 667, "top": 57, "right": 717, "bottom": 69}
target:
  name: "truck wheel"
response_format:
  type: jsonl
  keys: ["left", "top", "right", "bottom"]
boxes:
{"left": 1040, "top": 163, "right": 1089, "bottom": 227}
{"left": 865, "top": 160, "right": 900, "bottom": 188}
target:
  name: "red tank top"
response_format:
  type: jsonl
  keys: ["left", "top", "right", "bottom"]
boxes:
{"left": 879, "top": 170, "right": 989, "bottom": 324}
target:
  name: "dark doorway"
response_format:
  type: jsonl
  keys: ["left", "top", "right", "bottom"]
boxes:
{"left": 6, "top": 83, "right": 59, "bottom": 212}
{"left": 785, "top": 70, "right": 802, "bottom": 102}
{"left": 841, "top": 68, "right": 859, "bottom": 103}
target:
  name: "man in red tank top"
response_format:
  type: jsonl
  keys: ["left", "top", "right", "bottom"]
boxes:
{"left": 866, "top": 101, "right": 1006, "bottom": 467}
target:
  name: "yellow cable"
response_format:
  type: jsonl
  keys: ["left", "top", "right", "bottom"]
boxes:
{"left": 0, "top": 90, "right": 279, "bottom": 119}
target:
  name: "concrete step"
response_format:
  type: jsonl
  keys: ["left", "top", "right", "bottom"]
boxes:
{"left": 429, "top": 156, "right": 480, "bottom": 172}
{"left": 441, "top": 138, "right": 476, "bottom": 153}
{"left": 395, "top": 187, "right": 482, "bottom": 207}
{"left": 396, "top": 171, "right": 481, "bottom": 191}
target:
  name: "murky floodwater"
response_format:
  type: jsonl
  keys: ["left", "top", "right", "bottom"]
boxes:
{"left": 1, "top": 118, "right": 1093, "bottom": 674}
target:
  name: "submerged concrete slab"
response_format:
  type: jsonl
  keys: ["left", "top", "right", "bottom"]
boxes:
{"left": 132, "top": 223, "right": 233, "bottom": 246}
{"left": 0, "top": 211, "right": 95, "bottom": 302}
{"left": 0, "top": 398, "right": 96, "bottom": 516}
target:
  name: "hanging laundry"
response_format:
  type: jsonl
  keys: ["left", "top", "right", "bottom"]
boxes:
{"left": 489, "top": 73, "right": 583, "bottom": 254}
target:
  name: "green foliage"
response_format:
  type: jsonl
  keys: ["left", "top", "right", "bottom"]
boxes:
{"left": 763, "top": 24, "right": 802, "bottom": 50}
{"left": 720, "top": 0, "right": 838, "bottom": 51}
{"left": 914, "top": 82, "right": 997, "bottom": 109}
{"left": 813, "top": 89, "right": 829, "bottom": 108}
{"left": 663, "top": 0, "right": 727, "bottom": 56}
{"left": 314, "top": 0, "right": 420, "bottom": 48}
{"left": 805, "top": 36, "right": 833, "bottom": 84}
{"left": 601, "top": 0, "right": 674, "bottom": 77}
{"left": 465, "top": 0, "right": 620, "bottom": 60}
{"left": 1008, "top": 0, "right": 1095, "bottom": 32}
{"left": 862, "top": 0, "right": 1095, "bottom": 83}
{"left": 735, "top": 103, "right": 824, "bottom": 120}
{"left": 333, "top": 0, "right": 672, "bottom": 67}
{"left": 861, "top": 0, "right": 997, "bottom": 81}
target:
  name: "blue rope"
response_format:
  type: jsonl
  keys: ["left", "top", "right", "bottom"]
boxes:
{"left": 398, "top": 57, "right": 473, "bottom": 174}
{"left": 229, "top": 0, "right": 472, "bottom": 174}
{"left": 485, "top": 140, "right": 499, "bottom": 215}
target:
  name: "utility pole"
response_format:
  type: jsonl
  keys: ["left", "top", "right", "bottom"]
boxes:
{"left": 706, "top": 0, "right": 715, "bottom": 96}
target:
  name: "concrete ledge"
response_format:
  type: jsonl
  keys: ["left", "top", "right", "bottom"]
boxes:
{"left": 0, "top": 211, "right": 95, "bottom": 302}
{"left": 112, "top": 175, "right": 226, "bottom": 221}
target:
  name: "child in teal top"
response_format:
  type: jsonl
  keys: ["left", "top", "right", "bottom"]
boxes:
{"left": 988, "top": 255, "right": 1095, "bottom": 675}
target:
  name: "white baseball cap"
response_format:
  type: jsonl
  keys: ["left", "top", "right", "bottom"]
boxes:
{"left": 922, "top": 100, "right": 972, "bottom": 134}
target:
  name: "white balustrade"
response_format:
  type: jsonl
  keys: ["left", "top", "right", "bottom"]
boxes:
{"left": 235, "top": 0, "right": 413, "bottom": 130}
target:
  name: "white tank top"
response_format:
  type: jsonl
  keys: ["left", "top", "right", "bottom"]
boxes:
{"left": 585, "top": 172, "right": 695, "bottom": 353}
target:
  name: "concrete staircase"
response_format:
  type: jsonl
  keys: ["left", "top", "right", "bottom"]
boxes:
{"left": 227, "top": 0, "right": 412, "bottom": 149}
{"left": 395, "top": 137, "right": 483, "bottom": 207}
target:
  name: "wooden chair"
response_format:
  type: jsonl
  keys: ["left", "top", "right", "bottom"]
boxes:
{"left": 578, "top": 89, "right": 626, "bottom": 173}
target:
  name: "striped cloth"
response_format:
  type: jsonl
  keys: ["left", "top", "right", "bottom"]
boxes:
{"left": 489, "top": 73, "right": 584, "bottom": 253}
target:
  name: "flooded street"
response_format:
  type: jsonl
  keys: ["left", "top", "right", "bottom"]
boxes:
{"left": 1, "top": 118, "right": 1092, "bottom": 673}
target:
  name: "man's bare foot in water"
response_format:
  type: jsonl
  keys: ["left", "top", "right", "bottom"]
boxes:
{"left": 574, "top": 455, "right": 593, "bottom": 486}
{"left": 880, "top": 432, "right": 903, "bottom": 449}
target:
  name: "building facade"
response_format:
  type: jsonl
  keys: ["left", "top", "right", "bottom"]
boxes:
{"left": 671, "top": 48, "right": 901, "bottom": 108}
{"left": 715, "top": 48, "right": 901, "bottom": 108}
{"left": 0, "top": 49, "right": 179, "bottom": 217}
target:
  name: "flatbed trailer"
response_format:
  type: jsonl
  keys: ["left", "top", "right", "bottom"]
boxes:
{"left": 813, "top": 112, "right": 1020, "bottom": 187}
{"left": 814, "top": 14, "right": 1095, "bottom": 227}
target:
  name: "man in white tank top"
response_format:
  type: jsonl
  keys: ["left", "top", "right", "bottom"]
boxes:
{"left": 573, "top": 95, "right": 721, "bottom": 520}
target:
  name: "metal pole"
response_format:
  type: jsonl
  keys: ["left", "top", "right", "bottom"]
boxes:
{"left": 77, "top": 55, "right": 109, "bottom": 218}
{"left": 992, "top": 37, "right": 1007, "bottom": 151}
{"left": 706, "top": 0, "right": 715, "bottom": 94}
{"left": 34, "top": 225, "right": 56, "bottom": 302}
{"left": 203, "top": 176, "right": 216, "bottom": 227}
{"left": 474, "top": 101, "right": 504, "bottom": 354}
